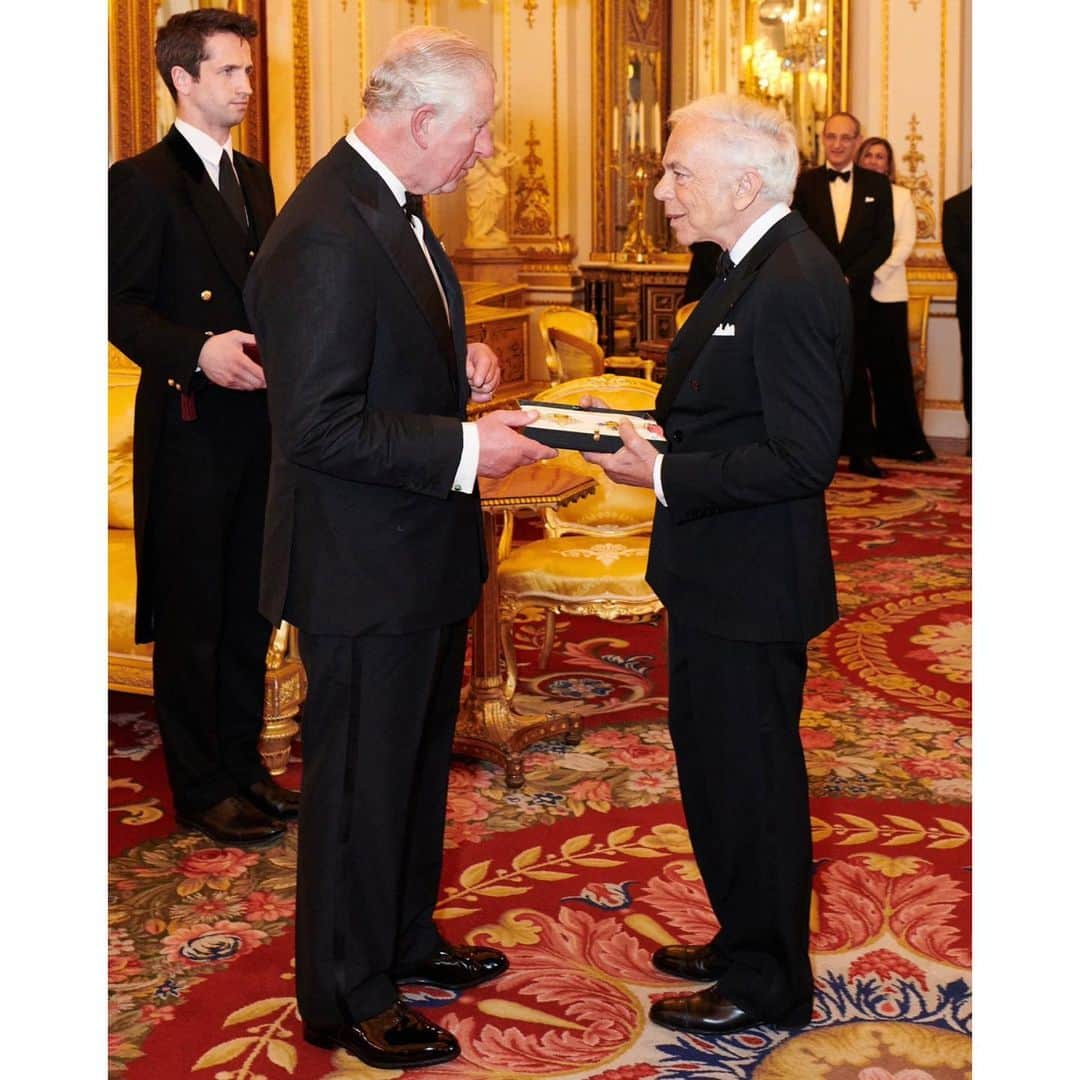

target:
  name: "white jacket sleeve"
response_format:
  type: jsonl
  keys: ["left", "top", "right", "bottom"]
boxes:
{"left": 871, "top": 185, "right": 916, "bottom": 298}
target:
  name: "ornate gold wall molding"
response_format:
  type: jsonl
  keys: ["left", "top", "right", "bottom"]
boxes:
{"left": 899, "top": 114, "right": 936, "bottom": 240}
{"left": 513, "top": 123, "right": 554, "bottom": 236}
{"left": 292, "top": 0, "right": 311, "bottom": 180}
{"left": 882, "top": 0, "right": 890, "bottom": 135}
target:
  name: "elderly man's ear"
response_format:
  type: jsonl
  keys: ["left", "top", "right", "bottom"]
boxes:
{"left": 733, "top": 170, "right": 764, "bottom": 210}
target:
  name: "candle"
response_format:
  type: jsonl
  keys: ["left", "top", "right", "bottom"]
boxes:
{"left": 613, "top": 104, "right": 620, "bottom": 154}
{"left": 653, "top": 103, "right": 662, "bottom": 154}
{"left": 637, "top": 101, "right": 645, "bottom": 149}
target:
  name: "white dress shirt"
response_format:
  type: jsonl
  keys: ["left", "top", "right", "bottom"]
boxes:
{"left": 344, "top": 131, "right": 478, "bottom": 494}
{"left": 652, "top": 203, "right": 792, "bottom": 505}
{"left": 828, "top": 162, "right": 855, "bottom": 241}
{"left": 174, "top": 117, "right": 236, "bottom": 189}
{"left": 871, "top": 184, "right": 915, "bottom": 303}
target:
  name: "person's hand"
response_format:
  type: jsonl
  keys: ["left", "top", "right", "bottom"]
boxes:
{"left": 475, "top": 409, "right": 556, "bottom": 478}
{"left": 577, "top": 393, "right": 609, "bottom": 410}
{"left": 199, "top": 330, "right": 266, "bottom": 390}
{"left": 466, "top": 342, "right": 501, "bottom": 403}
{"left": 582, "top": 419, "right": 658, "bottom": 488}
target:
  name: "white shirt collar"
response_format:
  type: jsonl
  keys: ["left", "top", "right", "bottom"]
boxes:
{"left": 345, "top": 130, "right": 408, "bottom": 209}
{"left": 729, "top": 202, "right": 791, "bottom": 265}
{"left": 174, "top": 117, "right": 234, "bottom": 176}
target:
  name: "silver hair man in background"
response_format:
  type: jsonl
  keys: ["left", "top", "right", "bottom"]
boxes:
{"left": 584, "top": 94, "right": 851, "bottom": 1036}
{"left": 245, "top": 26, "right": 554, "bottom": 1071}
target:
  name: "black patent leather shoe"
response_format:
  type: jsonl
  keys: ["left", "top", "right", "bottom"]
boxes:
{"left": 304, "top": 1001, "right": 460, "bottom": 1069}
{"left": 176, "top": 795, "right": 285, "bottom": 846}
{"left": 849, "top": 455, "right": 886, "bottom": 478}
{"left": 396, "top": 942, "right": 509, "bottom": 990}
{"left": 906, "top": 447, "right": 936, "bottom": 463}
{"left": 243, "top": 777, "right": 300, "bottom": 821}
{"left": 652, "top": 944, "right": 724, "bottom": 981}
{"left": 649, "top": 983, "right": 811, "bottom": 1036}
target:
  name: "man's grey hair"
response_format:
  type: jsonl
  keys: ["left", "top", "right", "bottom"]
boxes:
{"left": 363, "top": 26, "right": 495, "bottom": 118}
{"left": 669, "top": 94, "right": 799, "bottom": 204}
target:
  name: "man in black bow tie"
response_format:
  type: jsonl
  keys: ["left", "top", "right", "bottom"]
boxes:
{"left": 793, "top": 111, "right": 894, "bottom": 477}
{"left": 584, "top": 93, "right": 850, "bottom": 1040}
{"left": 245, "top": 25, "right": 553, "bottom": 1072}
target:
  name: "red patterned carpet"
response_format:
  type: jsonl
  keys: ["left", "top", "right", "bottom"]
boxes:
{"left": 108, "top": 458, "right": 971, "bottom": 1079}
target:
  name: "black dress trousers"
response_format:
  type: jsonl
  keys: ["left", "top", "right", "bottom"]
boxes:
{"left": 866, "top": 298, "right": 933, "bottom": 459}
{"left": 294, "top": 620, "right": 467, "bottom": 1029}
{"left": 148, "top": 382, "right": 272, "bottom": 813}
{"left": 666, "top": 616, "right": 815, "bottom": 1022}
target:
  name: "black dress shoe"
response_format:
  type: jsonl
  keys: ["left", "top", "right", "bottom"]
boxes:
{"left": 849, "top": 455, "right": 886, "bottom": 478}
{"left": 396, "top": 942, "right": 509, "bottom": 990}
{"left": 649, "top": 983, "right": 811, "bottom": 1036}
{"left": 176, "top": 795, "right": 285, "bottom": 846}
{"left": 243, "top": 777, "right": 300, "bottom": 821}
{"left": 907, "top": 447, "right": 936, "bottom": 462}
{"left": 304, "top": 1001, "right": 460, "bottom": 1069}
{"left": 652, "top": 944, "right": 724, "bottom": 981}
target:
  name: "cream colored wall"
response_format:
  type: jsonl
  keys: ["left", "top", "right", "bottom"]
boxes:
{"left": 849, "top": 0, "right": 971, "bottom": 441}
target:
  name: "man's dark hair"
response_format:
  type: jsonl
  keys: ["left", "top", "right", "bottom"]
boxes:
{"left": 155, "top": 8, "right": 258, "bottom": 102}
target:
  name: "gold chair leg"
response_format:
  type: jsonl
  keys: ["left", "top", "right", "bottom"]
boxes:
{"left": 500, "top": 613, "right": 519, "bottom": 700}
{"left": 538, "top": 608, "right": 556, "bottom": 670}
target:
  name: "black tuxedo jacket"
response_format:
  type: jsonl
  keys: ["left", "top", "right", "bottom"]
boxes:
{"left": 245, "top": 138, "right": 485, "bottom": 636}
{"left": 648, "top": 211, "right": 851, "bottom": 643}
{"left": 942, "top": 186, "right": 972, "bottom": 326}
{"left": 109, "top": 126, "right": 276, "bottom": 640}
{"left": 792, "top": 164, "right": 893, "bottom": 296}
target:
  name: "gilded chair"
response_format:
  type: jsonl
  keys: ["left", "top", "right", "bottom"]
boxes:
{"left": 108, "top": 345, "right": 307, "bottom": 774}
{"left": 497, "top": 374, "right": 663, "bottom": 696}
{"left": 547, "top": 326, "right": 606, "bottom": 381}
{"left": 538, "top": 305, "right": 655, "bottom": 383}
{"left": 675, "top": 301, "right": 698, "bottom": 332}
{"left": 907, "top": 293, "right": 931, "bottom": 418}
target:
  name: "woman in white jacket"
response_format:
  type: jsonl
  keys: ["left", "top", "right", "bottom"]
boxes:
{"left": 857, "top": 137, "right": 935, "bottom": 462}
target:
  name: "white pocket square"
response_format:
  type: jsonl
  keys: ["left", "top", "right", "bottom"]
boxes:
{"left": 712, "top": 323, "right": 736, "bottom": 337}
{"left": 865, "top": 196, "right": 876, "bottom": 203}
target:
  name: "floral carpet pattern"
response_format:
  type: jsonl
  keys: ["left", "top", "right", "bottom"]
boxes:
{"left": 108, "top": 459, "right": 971, "bottom": 1079}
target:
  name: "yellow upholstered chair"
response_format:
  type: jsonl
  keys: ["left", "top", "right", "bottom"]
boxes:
{"left": 497, "top": 374, "right": 663, "bottom": 695}
{"left": 675, "top": 301, "right": 698, "bottom": 332}
{"left": 538, "top": 305, "right": 654, "bottom": 383}
{"left": 907, "top": 293, "right": 931, "bottom": 418}
{"left": 547, "top": 326, "right": 606, "bottom": 381}
{"left": 107, "top": 345, "right": 307, "bottom": 773}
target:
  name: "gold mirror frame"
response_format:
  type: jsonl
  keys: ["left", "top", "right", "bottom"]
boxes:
{"left": 592, "top": 1, "right": 847, "bottom": 256}
{"left": 108, "top": 0, "right": 268, "bottom": 164}
{"left": 740, "top": 0, "right": 849, "bottom": 167}
{"left": 592, "top": 0, "right": 671, "bottom": 259}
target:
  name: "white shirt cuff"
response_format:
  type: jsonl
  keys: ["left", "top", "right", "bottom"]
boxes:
{"left": 653, "top": 452, "right": 667, "bottom": 507}
{"left": 452, "top": 422, "right": 480, "bottom": 494}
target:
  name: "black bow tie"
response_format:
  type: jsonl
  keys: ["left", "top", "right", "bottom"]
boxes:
{"left": 827, "top": 168, "right": 851, "bottom": 183}
{"left": 716, "top": 249, "right": 735, "bottom": 282}
{"left": 403, "top": 192, "right": 424, "bottom": 219}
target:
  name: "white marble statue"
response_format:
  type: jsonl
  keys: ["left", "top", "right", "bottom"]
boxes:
{"left": 464, "top": 144, "right": 517, "bottom": 249}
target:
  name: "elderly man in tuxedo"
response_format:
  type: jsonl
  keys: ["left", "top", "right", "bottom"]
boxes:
{"left": 109, "top": 7, "right": 299, "bottom": 846}
{"left": 245, "top": 26, "right": 554, "bottom": 1071}
{"left": 584, "top": 94, "right": 850, "bottom": 1036}
{"left": 793, "top": 110, "right": 893, "bottom": 477}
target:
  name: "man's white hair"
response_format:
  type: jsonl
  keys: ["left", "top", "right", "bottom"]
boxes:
{"left": 363, "top": 26, "right": 495, "bottom": 118}
{"left": 669, "top": 94, "right": 799, "bottom": 204}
